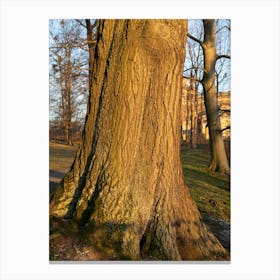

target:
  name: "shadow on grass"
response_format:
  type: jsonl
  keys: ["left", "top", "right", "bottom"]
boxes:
{"left": 183, "top": 166, "right": 230, "bottom": 192}
{"left": 180, "top": 147, "right": 230, "bottom": 223}
{"left": 49, "top": 170, "right": 66, "bottom": 179}
{"left": 49, "top": 169, "right": 66, "bottom": 195}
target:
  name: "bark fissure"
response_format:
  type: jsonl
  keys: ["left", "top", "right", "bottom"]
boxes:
{"left": 63, "top": 54, "right": 112, "bottom": 219}
{"left": 50, "top": 19, "right": 229, "bottom": 261}
{"left": 78, "top": 164, "right": 108, "bottom": 228}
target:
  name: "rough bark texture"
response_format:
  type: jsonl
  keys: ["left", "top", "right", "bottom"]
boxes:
{"left": 202, "top": 20, "right": 230, "bottom": 174}
{"left": 50, "top": 19, "right": 228, "bottom": 260}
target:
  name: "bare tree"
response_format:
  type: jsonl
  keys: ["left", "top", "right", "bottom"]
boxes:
{"left": 49, "top": 19, "right": 88, "bottom": 144}
{"left": 75, "top": 19, "right": 99, "bottom": 96}
{"left": 50, "top": 19, "right": 228, "bottom": 260}
{"left": 183, "top": 21, "right": 204, "bottom": 146}
{"left": 187, "top": 19, "right": 230, "bottom": 173}
{"left": 215, "top": 20, "right": 231, "bottom": 138}
{"left": 184, "top": 25, "right": 204, "bottom": 148}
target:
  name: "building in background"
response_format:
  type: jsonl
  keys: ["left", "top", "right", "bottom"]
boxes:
{"left": 181, "top": 77, "right": 230, "bottom": 144}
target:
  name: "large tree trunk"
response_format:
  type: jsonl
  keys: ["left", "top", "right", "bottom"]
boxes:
{"left": 50, "top": 19, "right": 228, "bottom": 260}
{"left": 202, "top": 20, "right": 229, "bottom": 174}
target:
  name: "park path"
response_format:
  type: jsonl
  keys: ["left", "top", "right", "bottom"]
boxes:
{"left": 49, "top": 141, "right": 78, "bottom": 194}
{"left": 49, "top": 169, "right": 68, "bottom": 194}
{"left": 202, "top": 214, "right": 230, "bottom": 252}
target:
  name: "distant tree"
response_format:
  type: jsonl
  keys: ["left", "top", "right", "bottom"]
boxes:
{"left": 184, "top": 24, "right": 204, "bottom": 148}
{"left": 215, "top": 20, "right": 231, "bottom": 95}
{"left": 85, "top": 19, "right": 98, "bottom": 96}
{"left": 215, "top": 20, "right": 231, "bottom": 137}
{"left": 50, "top": 19, "right": 228, "bottom": 260}
{"left": 187, "top": 19, "right": 230, "bottom": 173}
{"left": 75, "top": 19, "right": 99, "bottom": 97}
{"left": 49, "top": 19, "right": 88, "bottom": 145}
{"left": 183, "top": 21, "right": 203, "bottom": 146}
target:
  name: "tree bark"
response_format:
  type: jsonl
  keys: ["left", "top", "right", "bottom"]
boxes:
{"left": 202, "top": 20, "right": 230, "bottom": 174}
{"left": 50, "top": 19, "right": 228, "bottom": 260}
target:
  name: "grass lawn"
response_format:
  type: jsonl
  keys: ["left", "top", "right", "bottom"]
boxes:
{"left": 181, "top": 145, "right": 230, "bottom": 223}
{"left": 49, "top": 141, "right": 79, "bottom": 171}
{"left": 49, "top": 142, "right": 230, "bottom": 223}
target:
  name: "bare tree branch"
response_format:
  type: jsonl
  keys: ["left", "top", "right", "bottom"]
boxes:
{"left": 50, "top": 41, "right": 96, "bottom": 49}
{"left": 183, "top": 75, "right": 203, "bottom": 85}
{"left": 187, "top": 33, "right": 203, "bottom": 47}
{"left": 184, "top": 66, "right": 205, "bottom": 73}
{"left": 75, "top": 19, "right": 86, "bottom": 28}
{"left": 219, "top": 107, "right": 231, "bottom": 114}
{"left": 219, "top": 126, "right": 231, "bottom": 133}
{"left": 216, "top": 25, "right": 231, "bottom": 34}
{"left": 216, "top": 54, "right": 231, "bottom": 60}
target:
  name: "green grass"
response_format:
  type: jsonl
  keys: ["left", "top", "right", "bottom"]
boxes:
{"left": 181, "top": 146, "right": 230, "bottom": 223}
{"left": 49, "top": 141, "right": 79, "bottom": 171}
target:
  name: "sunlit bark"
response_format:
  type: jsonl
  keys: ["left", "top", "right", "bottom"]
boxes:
{"left": 202, "top": 20, "right": 230, "bottom": 174}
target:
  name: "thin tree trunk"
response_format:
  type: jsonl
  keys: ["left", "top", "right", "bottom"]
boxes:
{"left": 202, "top": 20, "right": 229, "bottom": 174}
{"left": 181, "top": 78, "right": 188, "bottom": 142}
{"left": 56, "top": 56, "right": 66, "bottom": 143}
{"left": 190, "top": 77, "right": 197, "bottom": 149}
{"left": 85, "top": 19, "right": 95, "bottom": 97}
{"left": 64, "top": 49, "right": 73, "bottom": 145}
{"left": 50, "top": 19, "right": 228, "bottom": 260}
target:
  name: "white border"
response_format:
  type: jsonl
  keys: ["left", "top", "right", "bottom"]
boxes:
{"left": 0, "top": 0, "right": 279, "bottom": 279}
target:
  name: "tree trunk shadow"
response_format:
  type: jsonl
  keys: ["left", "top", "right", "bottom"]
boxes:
{"left": 201, "top": 213, "right": 230, "bottom": 252}
{"left": 49, "top": 169, "right": 67, "bottom": 194}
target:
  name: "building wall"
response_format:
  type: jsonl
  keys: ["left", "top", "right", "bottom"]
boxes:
{"left": 181, "top": 78, "right": 231, "bottom": 142}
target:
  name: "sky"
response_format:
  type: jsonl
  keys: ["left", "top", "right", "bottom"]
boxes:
{"left": 185, "top": 19, "right": 231, "bottom": 94}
